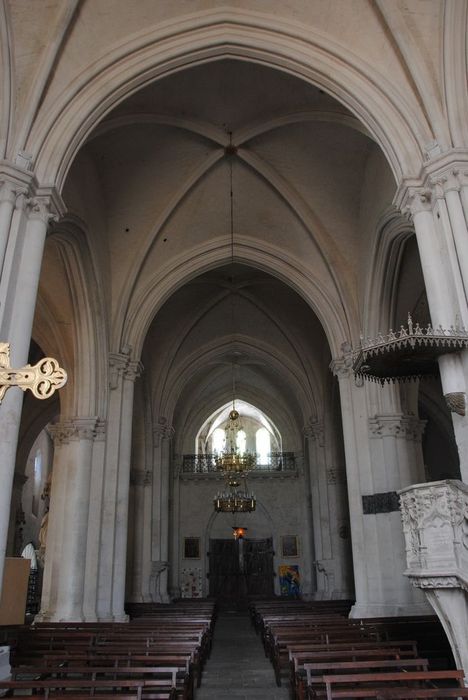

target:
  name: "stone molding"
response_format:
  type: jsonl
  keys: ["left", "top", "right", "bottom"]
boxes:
{"left": 399, "top": 480, "right": 468, "bottom": 590}
{"left": 408, "top": 575, "right": 468, "bottom": 592}
{"left": 368, "top": 414, "right": 426, "bottom": 440}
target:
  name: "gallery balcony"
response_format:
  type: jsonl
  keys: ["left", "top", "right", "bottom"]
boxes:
{"left": 179, "top": 452, "right": 298, "bottom": 479}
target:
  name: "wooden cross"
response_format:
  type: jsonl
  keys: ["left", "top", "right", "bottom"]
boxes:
{"left": 0, "top": 342, "right": 67, "bottom": 402}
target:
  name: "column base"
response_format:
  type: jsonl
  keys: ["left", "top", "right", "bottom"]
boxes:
{"left": 349, "top": 601, "right": 432, "bottom": 618}
{"left": 112, "top": 613, "right": 130, "bottom": 623}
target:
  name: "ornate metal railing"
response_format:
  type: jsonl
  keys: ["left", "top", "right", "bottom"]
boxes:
{"left": 181, "top": 452, "right": 296, "bottom": 474}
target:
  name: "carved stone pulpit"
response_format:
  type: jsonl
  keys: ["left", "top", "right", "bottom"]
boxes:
{"left": 399, "top": 480, "right": 468, "bottom": 680}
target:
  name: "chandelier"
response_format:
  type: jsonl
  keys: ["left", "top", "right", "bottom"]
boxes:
{"left": 213, "top": 135, "right": 256, "bottom": 515}
{"left": 213, "top": 409, "right": 257, "bottom": 513}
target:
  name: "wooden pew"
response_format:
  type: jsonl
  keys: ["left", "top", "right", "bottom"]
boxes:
{"left": 11, "top": 664, "right": 187, "bottom": 699}
{"left": 290, "top": 648, "right": 419, "bottom": 700}
{"left": 0, "top": 677, "right": 176, "bottom": 699}
{"left": 303, "top": 658, "right": 429, "bottom": 700}
{"left": 318, "top": 670, "right": 468, "bottom": 700}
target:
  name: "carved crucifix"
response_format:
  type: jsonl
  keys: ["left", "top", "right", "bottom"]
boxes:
{"left": 0, "top": 342, "right": 67, "bottom": 402}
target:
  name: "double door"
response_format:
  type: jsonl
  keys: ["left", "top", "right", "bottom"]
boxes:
{"left": 208, "top": 537, "right": 274, "bottom": 602}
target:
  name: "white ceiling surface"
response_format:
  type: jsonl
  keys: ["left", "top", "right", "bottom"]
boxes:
{"left": 59, "top": 59, "right": 398, "bottom": 443}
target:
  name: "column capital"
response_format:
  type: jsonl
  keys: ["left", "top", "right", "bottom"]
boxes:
{"left": 327, "top": 467, "right": 346, "bottom": 484}
{"left": 48, "top": 417, "right": 101, "bottom": 444}
{"left": 109, "top": 347, "right": 132, "bottom": 389}
{"left": 130, "top": 469, "right": 152, "bottom": 486}
{"left": 94, "top": 419, "right": 107, "bottom": 441}
{"left": 303, "top": 420, "right": 324, "bottom": 445}
{"left": 401, "top": 187, "right": 434, "bottom": 217}
{"left": 25, "top": 187, "right": 66, "bottom": 224}
{"left": 330, "top": 342, "right": 355, "bottom": 380}
{"left": 153, "top": 417, "right": 175, "bottom": 446}
{"left": 0, "top": 179, "right": 22, "bottom": 206}
{"left": 124, "top": 360, "right": 143, "bottom": 383}
{"left": 369, "top": 414, "right": 426, "bottom": 440}
{"left": 431, "top": 168, "right": 463, "bottom": 195}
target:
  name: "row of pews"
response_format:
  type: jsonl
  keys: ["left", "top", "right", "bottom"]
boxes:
{"left": 249, "top": 599, "right": 467, "bottom": 699}
{"left": 0, "top": 600, "right": 216, "bottom": 699}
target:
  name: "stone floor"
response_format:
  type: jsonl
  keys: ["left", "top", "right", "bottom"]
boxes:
{"left": 196, "top": 612, "right": 290, "bottom": 699}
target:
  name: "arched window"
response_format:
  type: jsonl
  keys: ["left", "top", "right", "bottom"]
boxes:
{"left": 256, "top": 427, "right": 271, "bottom": 466}
{"left": 212, "top": 428, "right": 225, "bottom": 455}
{"left": 236, "top": 429, "right": 246, "bottom": 456}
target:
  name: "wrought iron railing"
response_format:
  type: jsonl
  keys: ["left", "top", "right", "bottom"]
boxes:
{"left": 181, "top": 452, "right": 296, "bottom": 474}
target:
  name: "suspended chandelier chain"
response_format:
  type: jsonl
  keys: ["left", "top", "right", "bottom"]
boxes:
{"left": 229, "top": 131, "right": 235, "bottom": 266}
{"left": 212, "top": 133, "right": 257, "bottom": 516}
{"left": 232, "top": 361, "right": 236, "bottom": 411}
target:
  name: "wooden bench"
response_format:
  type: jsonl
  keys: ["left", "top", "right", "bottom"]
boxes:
{"left": 318, "top": 670, "right": 468, "bottom": 700}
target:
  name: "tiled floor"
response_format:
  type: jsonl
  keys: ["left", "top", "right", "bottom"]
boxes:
{"left": 196, "top": 612, "right": 290, "bottom": 699}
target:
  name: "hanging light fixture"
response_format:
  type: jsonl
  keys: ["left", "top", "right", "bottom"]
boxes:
{"left": 232, "top": 526, "right": 248, "bottom": 540}
{"left": 213, "top": 134, "right": 256, "bottom": 515}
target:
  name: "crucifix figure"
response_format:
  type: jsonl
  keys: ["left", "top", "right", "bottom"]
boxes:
{"left": 0, "top": 342, "right": 67, "bottom": 403}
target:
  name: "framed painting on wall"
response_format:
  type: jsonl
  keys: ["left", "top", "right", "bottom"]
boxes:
{"left": 183, "top": 537, "right": 200, "bottom": 559}
{"left": 281, "top": 535, "right": 299, "bottom": 557}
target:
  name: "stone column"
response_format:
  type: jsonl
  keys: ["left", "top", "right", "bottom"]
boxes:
{"left": 37, "top": 418, "right": 100, "bottom": 621}
{"left": 433, "top": 169, "right": 468, "bottom": 299}
{"left": 151, "top": 417, "right": 174, "bottom": 603}
{"left": 331, "top": 353, "right": 430, "bottom": 616}
{"left": 401, "top": 184, "right": 468, "bottom": 482}
{"left": 97, "top": 351, "right": 141, "bottom": 621}
{"left": 0, "top": 187, "right": 65, "bottom": 598}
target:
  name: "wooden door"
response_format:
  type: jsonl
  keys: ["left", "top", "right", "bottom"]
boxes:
{"left": 209, "top": 537, "right": 274, "bottom": 601}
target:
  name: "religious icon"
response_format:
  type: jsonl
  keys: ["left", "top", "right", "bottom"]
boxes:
{"left": 184, "top": 537, "right": 200, "bottom": 559}
{"left": 281, "top": 535, "right": 299, "bottom": 557}
{"left": 279, "top": 564, "right": 300, "bottom": 597}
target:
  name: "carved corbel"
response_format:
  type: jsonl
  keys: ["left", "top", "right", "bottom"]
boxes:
{"left": 444, "top": 392, "right": 466, "bottom": 416}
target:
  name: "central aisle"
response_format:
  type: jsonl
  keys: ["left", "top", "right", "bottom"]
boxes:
{"left": 197, "top": 612, "right": 290, "bottom": 699}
